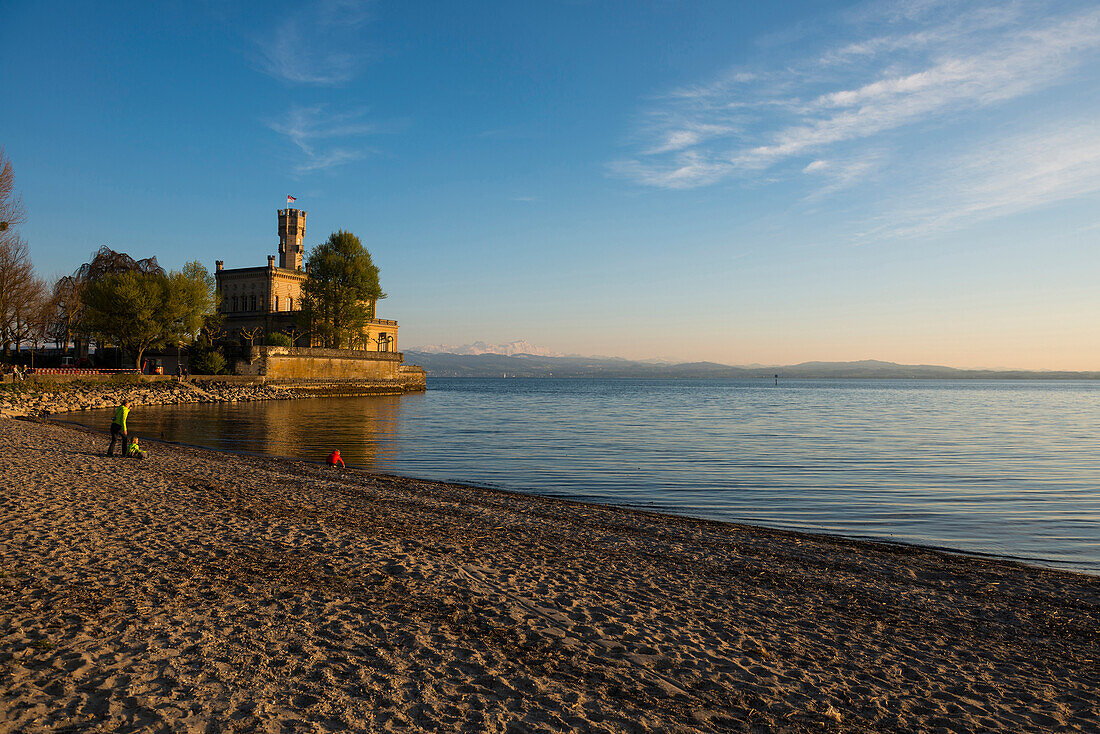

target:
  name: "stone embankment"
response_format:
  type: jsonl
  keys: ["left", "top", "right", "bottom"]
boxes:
{"left": 0, "top": 378, "right": 416, "bottom": 418}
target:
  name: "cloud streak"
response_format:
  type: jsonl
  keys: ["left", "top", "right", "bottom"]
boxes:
{"left": 266, "top": 106, "right": 377, "bottom": 173}
{"left": 868, "top": 123, "right": 1100, "bottom": 238}
{"left": 255, "top": 0, "right": 374, "bottom": 85}
{"left": 614, "top": 3, "right": 1100, "bottom": 221}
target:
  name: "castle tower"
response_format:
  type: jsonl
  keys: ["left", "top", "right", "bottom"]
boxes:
{"left": 278, "top": 208, "right": 306, "bottom": 270}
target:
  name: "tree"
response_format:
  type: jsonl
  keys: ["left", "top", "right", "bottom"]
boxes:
{"left": 0, "top": 150, "right": 40, "bottom": 359}
{"left": 9, "top": 275, "right": 49, "bottom": 359}
{"left": 51, "top": 274, "right": 84, "bottom": 358}
{"left": 72, "top": 246, "right": 166, "bottom": 364}
{"left": 281, "top": 327, "right": 303, "bottom": 347}
{"left": 0, "top": 149, "right": 25, "bottom": 237}
{"left": 76, "top": 245, "right": 162, "bottom": 282}
{"left": 299, "top": 230, "right": 384, "bottom": 349}
{"left": 79, "top": 259, "right": 217, "bottom": 373}
{"left": 240, "top": 325, "right": 263, "bottom": 350}
{"left": 0, "top": 238, "right": 41, "bottom": 356}
{"left": 82, "top": 270, "right": 171, "bottom": 373}
{"left": 166, "top": 261, "right": 218, "bottom": 346}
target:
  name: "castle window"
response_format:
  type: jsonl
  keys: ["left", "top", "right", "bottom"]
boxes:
{"left": 250, "top": 295, "right": 257, "bottom": 311}
{"left": 232, "top": 296, "right": 238, "bottom": 312}
{"left": 275, "top": 296, "right": 280, "bottom": 311}
{"left": 288, "top": 297, "right": 293, "bottom": 311}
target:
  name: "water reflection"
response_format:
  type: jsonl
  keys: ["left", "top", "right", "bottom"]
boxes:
{"left": 106, "top": 394, "right": 412, "bottom": 468}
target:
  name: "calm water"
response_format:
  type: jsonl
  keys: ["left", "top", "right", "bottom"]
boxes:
{"left": 67, "top": 379, "right": 1100, "bottom": 573}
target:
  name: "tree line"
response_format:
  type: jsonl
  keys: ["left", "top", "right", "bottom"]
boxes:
{"left": 0, "top": 149, "right": 387, "bottom": 373}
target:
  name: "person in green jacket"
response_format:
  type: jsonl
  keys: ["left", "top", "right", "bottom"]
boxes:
{"left": 126, "top": 436, "right": 146, "bottom": 459}
{"left": 107, "top": 400, "right": 131, "bottom": 457}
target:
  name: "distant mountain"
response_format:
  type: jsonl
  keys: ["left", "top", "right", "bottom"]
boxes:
{"left": 403, "top": 352, "right": 1100, "bottom": 380}
{"left": 410, "top": 339, "right": 562, "bottom": 357}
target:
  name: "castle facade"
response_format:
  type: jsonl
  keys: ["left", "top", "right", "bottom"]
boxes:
{"left": 215, "top": 209, "right": 398, "bottom": 351}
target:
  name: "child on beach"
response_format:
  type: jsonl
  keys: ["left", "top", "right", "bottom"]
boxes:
{"left": 327, "top": 450, "right": 345, "bottom": 468}
{"left": 125, "top": 437, "right": 147, "bottom": 459}
{"left": 107, "top": 400, "right": 130, "bottom": 456}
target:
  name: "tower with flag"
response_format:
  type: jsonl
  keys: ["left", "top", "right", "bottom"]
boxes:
{"left": 278, "top": 201, "right": 305, "bottom": 270}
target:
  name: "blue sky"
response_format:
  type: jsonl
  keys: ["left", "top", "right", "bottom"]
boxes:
{"left": 3, "top": 0, "right": 1099, "bottom": 368}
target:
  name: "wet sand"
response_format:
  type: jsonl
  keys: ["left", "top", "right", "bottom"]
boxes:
{"left": 1, "top": 416, "right": 1096, "bottom": 732}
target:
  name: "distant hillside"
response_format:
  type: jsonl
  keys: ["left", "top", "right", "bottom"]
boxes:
{"left": 403, "top": 352, "right": 1100, "bottom": 380}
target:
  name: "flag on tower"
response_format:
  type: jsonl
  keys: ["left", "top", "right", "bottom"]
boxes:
{"left": 286, "top": 195, "right": 297, "bottom": 205}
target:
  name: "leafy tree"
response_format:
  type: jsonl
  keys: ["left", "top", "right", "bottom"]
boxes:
{"left": 82, "top": 271, "right": 171, "bottom": 373}
{"left": 166, "top": 261, "right": 218, "bottom": 346}
{"left": 72, "top": 246, "right": 166, "bottom": 364}
{"left": 299, "top": 230, "right": 384, "bottom": 349}
{"left": 80, "top": 261, "right": 218, "bottom": 372}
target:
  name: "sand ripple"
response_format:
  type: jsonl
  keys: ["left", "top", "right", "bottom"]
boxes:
{"left": 0, "top": 417, "right": 1096, "bottom": 732}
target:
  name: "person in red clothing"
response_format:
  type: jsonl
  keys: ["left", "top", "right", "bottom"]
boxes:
{"left": 327, "top": 449, "right": 345, "bottom": 468}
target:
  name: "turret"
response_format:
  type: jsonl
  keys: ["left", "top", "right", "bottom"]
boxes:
{"left": 278, "top": 208, "right": 306, "bottom": 270}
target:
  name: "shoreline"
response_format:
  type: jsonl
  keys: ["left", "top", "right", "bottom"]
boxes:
{"left": 55, "top": 416, "right": 1096, "bottom": 578}
{"left": 48, "top": 412, "right": 1100, "bottom": 578}
{"left": 48, "top": 415, "right": 1086, "bottom": 574}
{"left": 0, "top": 376, "right": 421, "bottom": 419}
{"left": 2, "top": 416, "right": 1097, "bottom": 732}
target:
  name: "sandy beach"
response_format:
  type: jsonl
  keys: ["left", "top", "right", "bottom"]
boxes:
{"left": 0, "top": 416, "right": 1096, "bottom": 733}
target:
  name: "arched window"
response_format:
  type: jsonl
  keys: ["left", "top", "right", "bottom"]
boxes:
{"left": 232, "top": 296, "right": 238, "bottom": 312}
{"left": 274, "top": 296, "right": 280, "bottom": 311}
{"left": 288, "top": 297, "right": 293, "bottom": 311}
{"left": 250, "top": 295, "right": 257, "bottom": 311}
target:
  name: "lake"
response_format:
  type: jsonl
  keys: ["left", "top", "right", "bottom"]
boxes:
{"left": 65, "top": 378, "right": 1100, "bottom": 573}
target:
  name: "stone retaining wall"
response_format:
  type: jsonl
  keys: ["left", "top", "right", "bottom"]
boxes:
{"left": 236, "top": 346, "right": 409, "bottom": 381}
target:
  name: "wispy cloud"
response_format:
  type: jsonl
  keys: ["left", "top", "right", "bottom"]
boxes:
{"left": 801, "top": 152, "right": 884, "bottom": 198}
{"left": 255, "top": 0, "right": 375, "bottom": 85}
{"left": 866, "top": 123, "right": 1100, "bottom": 237}
{"left": 614, "top": 2, "right": 1100, "bottom": 216}
{"left": 266, "top": 106, "right": 377, "bottom": 173}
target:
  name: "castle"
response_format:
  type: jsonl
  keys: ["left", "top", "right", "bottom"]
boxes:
{"left": 215, "top": 209, "right": 398, "bottom": 351}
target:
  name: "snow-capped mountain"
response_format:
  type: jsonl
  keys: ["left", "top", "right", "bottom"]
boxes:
{"left": 410, "top": 339, "right": 563, "bottom": 357}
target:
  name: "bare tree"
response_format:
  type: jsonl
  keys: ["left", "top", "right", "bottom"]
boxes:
{"left": 198, "top": 321, "right": 225, "bottom": 349}
{"left": 75, "top": 245, "right": 162, "bottom": 283}
{"left": 51, "top": 274, "right": 83, "bottom": 358}
{"left": 0, "top": 151, "right": 49, "bottom": 362}
{"left": 240, "top": 325, "right": 263, "bottom": 349}
{"left": 23, "top": 279, "right": 53, "bottom": 368}
{"left": 282, "top": 327, "right": 303, "bottom": 347}
{"left": 0, "top": 238, "right": 40, "bottom": 357}
{"left": 0, "top": 149, "right": 25, "bottom": 236}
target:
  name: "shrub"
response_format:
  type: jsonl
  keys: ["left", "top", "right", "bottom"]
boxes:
{"left": 264, "top": 332, "right": 293, "bottom": 347}
{"left": 190, "top": 348, "right": 227, "bottom": 375}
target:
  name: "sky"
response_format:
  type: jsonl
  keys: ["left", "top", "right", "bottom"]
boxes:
{"left": 2, "top": 0, "right": 1099, "bottom": 369}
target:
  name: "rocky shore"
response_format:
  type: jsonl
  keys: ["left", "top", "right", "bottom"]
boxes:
{"left": 0, "top": 377, "right": 414, "bottom": 418}
{"left": 1, "top": 417, "right": 1097, "bottom": 733}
